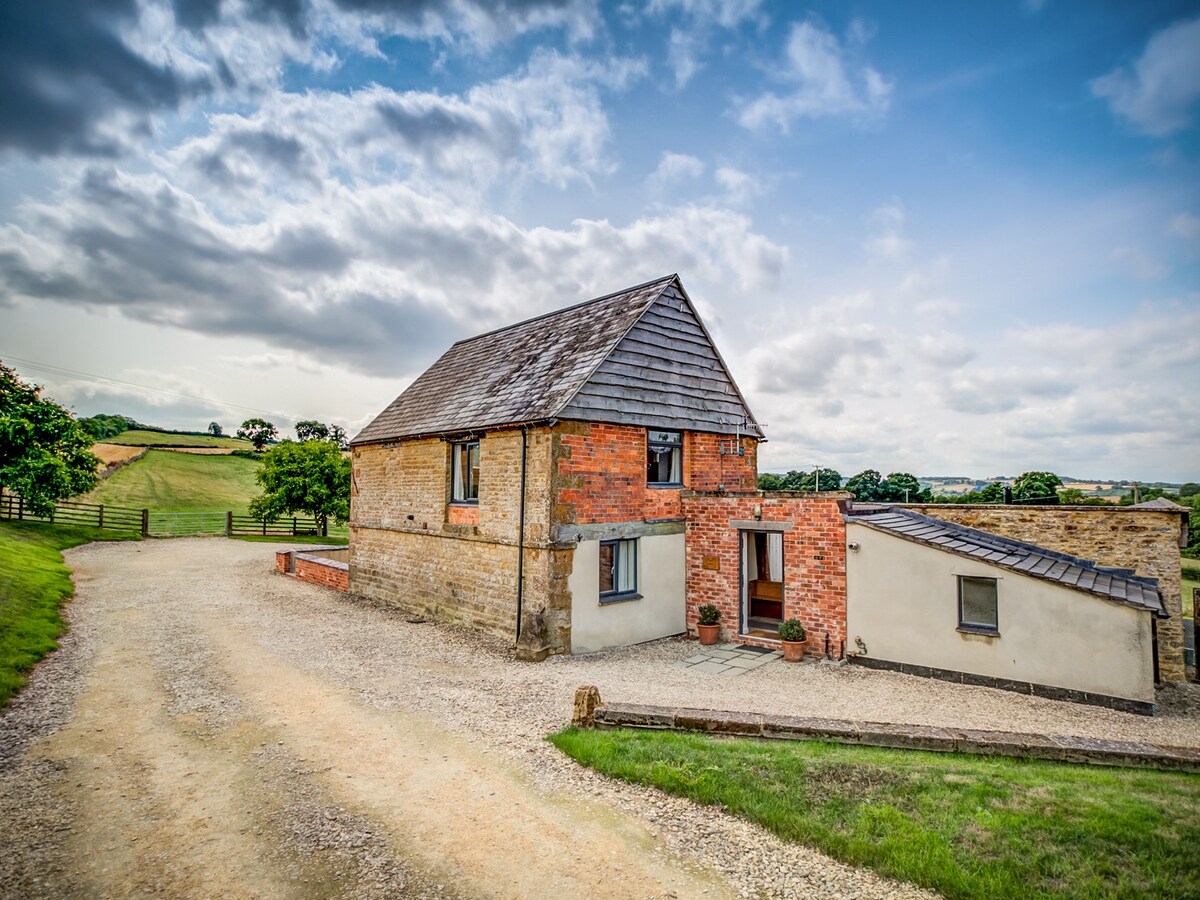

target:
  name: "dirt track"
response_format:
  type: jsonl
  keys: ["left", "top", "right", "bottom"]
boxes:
{"left": 0, "top": 539, "right": 736, "bottom": 899}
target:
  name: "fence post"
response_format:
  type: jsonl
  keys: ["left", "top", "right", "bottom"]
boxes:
{"left": 98, "top": 505, "right": 105, "bottom": 530}
{"left": 141, "top": 509, "right": 149, "bottom": 537}
{"left": 226, "top": 511, "right": 233, "bottom": 536}
{"left": 261, "top": 518, "right": 266, "bottom": 536}
{"left": 18, "top": 495, "right": 24, "bottom": 521}
{"left": 293, "top": 516, "right": 298, "bottom": 536}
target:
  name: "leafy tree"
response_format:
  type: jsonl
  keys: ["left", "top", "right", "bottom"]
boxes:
{"left": 1013, "top": 471, "right": 1062, "bottom": 503}
{"left": 880, "top": 472, "right": 929, "bottom": 503}
{"left": 208, "top": 422, "right": 223, "bottom": 436}
{"left": 237, "top": 418, "right": 278, "bottom": 451}
{"left": 249, "top": 439, "right": 351, "bottom": 536}
{"left": 979, "top": 482, "right": 1005, "bottom": 503}
{"left": 295, "top": 419, "right": 329, "bottom": 442}
{"left": 776, "top": 468, "right": 843, "bottom": 491}
{"left": 757, "top": 472, "right": 785, "bottom": 490}
{"left": 845, "top": 470, "right": 883, "bottom": 501}
{"left": 1, "top": 362, "right": 99, "bottom": 515}
{"left": 1181, "top": 483, "right": 1199, "bottom": 499}
{"left": 328, "top": 425, "right": 349, "bottom": 450}
{"left": 77, "top": 413, "right": 138, "bottom": 440}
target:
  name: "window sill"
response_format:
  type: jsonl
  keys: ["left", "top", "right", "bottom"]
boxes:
{"left": 448, "top": 500, "right": 479, "bottom": 506}
{"left": 647, "top": 482, "right": 684, "bottom": 490}
{"left": 599, "top": 591, "right": 643, "bottom": 606}
{"left": 957, "top": 625, "right": 999, "bottom": 637}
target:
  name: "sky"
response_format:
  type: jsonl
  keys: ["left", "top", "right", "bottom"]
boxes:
{"left": 0, "top": 0, "right": 1197, "bottom": 482}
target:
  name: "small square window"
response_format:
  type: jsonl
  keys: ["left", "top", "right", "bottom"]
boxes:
{"left": 600, "top": 538, "right": 638, "bottom": 600}
{"left": 647, "top": 429, "right": 682, "bottom": 485}
{"left": 451, "top": 441, "right": 479, "bottom": 502}
{"left": 958, "top": 576, "right": 998, "bottom": 633}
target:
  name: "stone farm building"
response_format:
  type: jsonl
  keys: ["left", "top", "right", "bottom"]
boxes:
{"left": 347, "top": 275, "right": 1190, "bottom": 713}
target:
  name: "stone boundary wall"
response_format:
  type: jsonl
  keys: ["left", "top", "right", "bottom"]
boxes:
{"left": 902, "top": 503, "right": 1189, "bottom": 682}
{"left": 581, "top": 697, "right": 1200, "bottom": 773}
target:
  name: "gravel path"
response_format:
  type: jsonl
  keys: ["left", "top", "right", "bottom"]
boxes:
{"left": 2, "top": 538, "right": 1197, "bottom": 898}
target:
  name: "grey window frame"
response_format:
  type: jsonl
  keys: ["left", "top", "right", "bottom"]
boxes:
{"left": 599, "top": 538, "right": 640, "bottom": 603}
{"left": 451, "top": 440, "right": 480, "bottom": 503}
{"left": 957, "top": 575, "right": 999, "bottom": 634}
{"left": 646, "top": 428, "right": 683, "bottom": 487}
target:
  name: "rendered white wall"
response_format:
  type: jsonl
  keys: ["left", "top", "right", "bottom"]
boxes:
{"left": 845, "top": 523, "right": 1155, "bottom": 703}
{"left": 570, "top": 533, "right": 686, "bottom": 654}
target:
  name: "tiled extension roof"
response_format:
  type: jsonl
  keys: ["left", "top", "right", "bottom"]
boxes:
{"left": 846, "top": 507, "right": 1165, "bottom": 616}
{"left": 352, "top": 274, "right": 762, "bottom": 445}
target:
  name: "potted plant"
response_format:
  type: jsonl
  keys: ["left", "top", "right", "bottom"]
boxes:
{"left": 696, "top": 604, "right": 721, "bottom": 645}
{"left": 778, "top": 619, "right": 807, "bottom": 662}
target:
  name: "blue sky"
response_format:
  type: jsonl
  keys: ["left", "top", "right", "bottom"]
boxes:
{"left": 1, "top": 0, "right": 1197, "bottom": 481}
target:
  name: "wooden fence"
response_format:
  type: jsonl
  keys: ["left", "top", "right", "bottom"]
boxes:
{"left": 0, "top": 493, "right": 344, "bottom": 539}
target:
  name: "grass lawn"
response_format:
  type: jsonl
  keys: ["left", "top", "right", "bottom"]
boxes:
{"left": 0, "top": 521, "right": 135, "bottom": 708}
{"left": 550, "top": 728, "right": 1200, "bottom": 900}
{"left": 79, "top": 449, "right": 262, "bottom": 513}
{"left": 1182, "top": 558, "right": 1198, "bottom": 619}
{"left": 103, "top": 429, "right": 249, "bottom": 448}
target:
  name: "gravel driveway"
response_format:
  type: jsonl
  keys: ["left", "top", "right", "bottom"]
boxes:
{"left": 2, "top": 538, "right": 1197, "bottom": 898}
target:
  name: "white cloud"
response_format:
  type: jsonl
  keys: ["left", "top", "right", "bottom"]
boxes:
{"left": 715, "top": 166, "right": 762, "bottom": 204}
{"left": 863, "top": 203, "right": 913, "bottom": 261}
{"left": 737, "top": 19, "right": 892, "bottom": 131}
{"left": 1091, "top": 16, "right": 1200, "bottom": 137}
{"left": 645, "top": 0, "right": 764, "bottom": 86}
{"left": 649, "top": 151, "right": 705, "bottom": 187}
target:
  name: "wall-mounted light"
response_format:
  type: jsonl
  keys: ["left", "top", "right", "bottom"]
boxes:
{"left": 847, "top": 541, "right": 860, "bottom": 552}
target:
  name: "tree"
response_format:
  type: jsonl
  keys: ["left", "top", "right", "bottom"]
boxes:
{"left": 979, "top": 482, "right": 1005, "bottom": 503}
{"left": 1181, "top": 483, "right": 1199, "bottom": 499}
{"left": 237, "top": 418, "right": 278, "bottom": 451}
{"left": 208, "top": 422, "right": 223, "bottom": 436}
{"left": 845, "top": 469, "right": 883, "bottom": 501}
{"left": 880, "top": 472, "right": 928, "bottom": 503}
{"left": 1, "top": 362, "right": 100, "bottom": 515}
{"left": 328, "top": 425, "right": 349, "bottom": 450}
{"left": 1013, "top": 471, "right": 1063, "bottom": 503}
{"left": 77, "top": 413, "right": 137, "bottom": 440}
{"left": 249, "top": 439, "right": 351, "bottom": 536}
{"left": 295, "top": 419, "right": 329, "bottom": 442}
{"left": 757, "top": 472, "right": 785, "bottom": 490}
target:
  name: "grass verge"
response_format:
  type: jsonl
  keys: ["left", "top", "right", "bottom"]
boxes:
{"left": 1182, "top": 558, "right": 1197, "bottom": 618}
{"left": 0, "top": 521, "right": 135, "bottom": 708}
{"left": 228, "top": 534, "right": 348, "bottom": 545}
{"left": 549, "top": 727, "right": 1200, "bottom": 900}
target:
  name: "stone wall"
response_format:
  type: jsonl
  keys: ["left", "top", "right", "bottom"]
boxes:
{"left": 904, "top": 503, "right": 1188, "bottom": 682}
{"left": 680, "top": 492, "right": 849, "bottom": 657}
{"left": 350, "top": 427, "right": 571, "bottom": 652}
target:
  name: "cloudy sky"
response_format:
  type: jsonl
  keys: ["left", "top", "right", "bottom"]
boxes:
{"left": 1, "top": 0, "right": 1197, "bottom": 481}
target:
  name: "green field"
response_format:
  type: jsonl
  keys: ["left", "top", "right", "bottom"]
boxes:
{"left": 0, "top": 521, "right": 134, "bottom": 708}
{"left": 103, "top": 429, "right": 249, "bottom": 448}
{"left": 551, "top": 728, "right": 1200, "bottom": 900}
{"left": 79, "top": 448, "right": 262, "bottom": 513}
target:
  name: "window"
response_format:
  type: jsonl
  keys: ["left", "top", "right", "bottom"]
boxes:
{"left": 647, "top": 429, "right": 682, "bottom": 485}
{"left": 958, "top": 576, "right": 998, "bottom": 633}
{"left": 599, "top": 539, "right": 638, "bottom": 601}
{"left": 451, "top": 441, "right": 479, "bottom": 502}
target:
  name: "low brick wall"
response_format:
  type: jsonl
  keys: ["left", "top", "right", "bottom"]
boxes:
{"left": 275, "top": 546, "right": 349, "bottom": 591}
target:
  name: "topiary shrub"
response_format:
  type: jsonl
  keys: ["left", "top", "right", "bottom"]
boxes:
{"left": 697, "top": 603, "right": 721, "bottom": 626}
{"left": 778, "top": 619, "right": 806, "bottom": 643}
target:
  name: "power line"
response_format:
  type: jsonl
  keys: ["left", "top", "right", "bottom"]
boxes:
{"left": 0, "top": 352, "right": 302, "bottom": 423}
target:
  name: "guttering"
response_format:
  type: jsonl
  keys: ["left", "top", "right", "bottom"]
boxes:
{"left": 349, "top": 418, "right": 556, "bottom": 448}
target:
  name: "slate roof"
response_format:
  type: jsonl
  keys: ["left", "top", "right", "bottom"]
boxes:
{"left": 1129, "top": 497, "right": 1189, "bottom": 511}
{"left": 846, "top": 507, "right": 1165, "bottom": 616}
{"left": 352, "top": 274, "right": 762, "bottom": 445}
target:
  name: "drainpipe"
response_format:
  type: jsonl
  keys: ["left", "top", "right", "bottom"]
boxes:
{"left": 515, "top": 426, "right": 529, "bottom": 641}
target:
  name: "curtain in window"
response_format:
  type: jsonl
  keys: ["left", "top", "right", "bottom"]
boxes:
{"left": 744, "top": 532, "right": 758, "bottom": 580}
{"left": 767, "top": 532, "right": 783, "bottom": 582}
{"left": 615, "top": 540, "right": 636, "bottom": 593}
{"left": 452, "top": 446, "right": 464, "bottom": 498}
{"left": 669, "top": 446, "right": 681, "bottom": 483}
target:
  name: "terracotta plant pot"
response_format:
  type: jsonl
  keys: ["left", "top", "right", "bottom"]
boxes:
{"left": 781, "top": 640, "right": 805, "bottom": 662}
{"left": 697, "top": 623, "right": 720, "bottom": 645}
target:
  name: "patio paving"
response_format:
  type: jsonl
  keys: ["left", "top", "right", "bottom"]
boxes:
{"left": 676, "top": 642, "right": 782, "bottom": 677}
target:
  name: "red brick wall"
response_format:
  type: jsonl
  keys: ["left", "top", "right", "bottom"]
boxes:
{"left": 556, "top": 422, "right": 758, "bottom": 525}
{"left": 681, "top": 492, "right": 848, "bottom": 657}
{"left": 446, "top": 503, "right": 480, "bottom": 525}
{"left": 275, "top": 550, "right": 291, "bottom": 573}
{"left": 294, "top": 556, "right": 349, "bottom": 591}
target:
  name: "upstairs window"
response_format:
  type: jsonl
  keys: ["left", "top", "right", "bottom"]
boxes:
{"left": 600, "top": 538, "right": 638, "bottom": 600}
{"left": 451, "top": 441, "right": 480, "bottom": 502}
{"left": 647, "top": 429, "right": 682, "bottom": 486}
{"left": 958, "top": 576, "right": 998, "bottom": 633}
